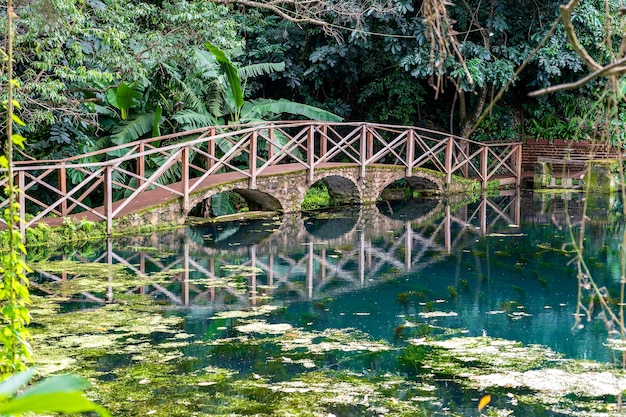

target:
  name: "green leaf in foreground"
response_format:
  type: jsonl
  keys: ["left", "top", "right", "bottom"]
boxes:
{"left": 0, "top": 370, "right": 110, "bottom": 417}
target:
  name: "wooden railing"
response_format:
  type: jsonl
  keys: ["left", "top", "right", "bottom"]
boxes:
{"left": 0, "top": 121, "right": 522, "bottom": 234}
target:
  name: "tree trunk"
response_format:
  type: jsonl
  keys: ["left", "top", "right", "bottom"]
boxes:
{"left": 460, "top": 85, "right": 488, "bottom": 138}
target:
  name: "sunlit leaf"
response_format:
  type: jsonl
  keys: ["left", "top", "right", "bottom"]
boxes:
{"left": 11, "top": 114, "right": 26, "bottom": 126}
{"left": 11, "top": 134, "right": 26, "bottom": 149}
{"left": 19, "top": 374, "right": 91, "bottom": 396}
{"left": 478, "top": 394, "right": 491, "bottom": 412}
{"left": 106, "top": 81, "right": 143, "bottom": 120}
{"left": 152, "top": 104, "right": 163, "bottom": 137}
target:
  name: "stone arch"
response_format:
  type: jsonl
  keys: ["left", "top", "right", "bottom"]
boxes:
{"left": 233, "top": 189, "right": 283, "bottom": 211}
{"left": 188, "top": 180, "right": 284, "bottom": 218}
{"left": 378, "top": 172, "right": 445, "bottom": 202}
{"left": 317, "top": 175, "right": 361, "bottom": 206}
{"left": 405, "top": 176, "right": 441, "bottom": 192}
{"left": 118, "top": 166, "right": 453, "bottom": 228}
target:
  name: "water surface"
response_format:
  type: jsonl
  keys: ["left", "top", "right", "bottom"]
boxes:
{"left": 31, "top": 191, "right": 626, "bottom": 416}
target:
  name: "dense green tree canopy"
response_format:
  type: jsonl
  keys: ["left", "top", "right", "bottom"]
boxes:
{"left": 229, "top": 0, "right": 624, "bottom": 139}
{"left": 2, "top": 0, "right": 625, "bottom": 156}
{"left": 2, "top": 0, "right": 243, "bottom": 158}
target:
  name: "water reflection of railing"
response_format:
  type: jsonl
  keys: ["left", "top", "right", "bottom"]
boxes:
{"left": 33, "top": 193, "right": 521, "bottom": 309}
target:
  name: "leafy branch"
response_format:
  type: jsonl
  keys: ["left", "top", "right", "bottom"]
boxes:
{"left": 529, "top": 0, "right": 626, "bottom": 97}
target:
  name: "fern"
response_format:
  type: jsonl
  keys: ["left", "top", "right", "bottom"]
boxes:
{"left": 148, "top": 154, "right": 183, "bottom": 185}
{"left": 49, "top": 122, "right": 72, "bottom": 145}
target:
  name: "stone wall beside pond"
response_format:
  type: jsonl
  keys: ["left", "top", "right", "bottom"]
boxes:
{"left": 522, "top": 138, "right": 619, "bottom": 173}
{"left": 524, "top": 138, "right": 621, "bottom": 190}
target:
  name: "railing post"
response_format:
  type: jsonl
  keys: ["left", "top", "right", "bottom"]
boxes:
{"left": 107, "top": 238, "right": 114, "bottom": 303}
{"left": 366, "top": 128, "right": 373, "bottom": 160}
{"left": 104, "top": 165, "right": 113, "bottom": 235}
{"left": 250, "top": 245, "right": 257, "bottom": 306}
{"left": 319, "top": 124, "right": 327, "bottom": 161}
{"left": 182, "top": 146, "right": 189, "bottom": 212}
{"left": 359, "top": 231, "right": 365, "bottom": 285}
{"left": 268, "top": 125, "right": 275, "bottom": 164}
{"left": 207, "top": 128, "right": 216, "bottom": 170}
{"left": 479, "top": 196, "right": 487, "bottom": 235}
{"left": 183, "top": 242, "right": 190, "bottom": 306}
{"left": 406, "top": 129, "right": 415, "bottom": 177}
{"left": 250, "top": 130, "right": 258, "bottom": 189}
{"left": 138, "top": 142, "right": 145, "bottom": 188}
{"left": 445, "top": 137, "right": 453, "bottom": 184}
{"left": 516, "top": 143, "right": 522, "bottom": 186}
{"left": 360, "top": 124, "right": 367, "bottom": 178}
{"left": 461, "top": 142, "right": 469, "bottom": 178}
{"left": 481, "top": 146, "right": 488, "bottom": 189}
{"left": 58, "top": 162, "right": 67, "bottom": 216}
{"left": 513, "top": 191, "right": 521, "bottom": 227}
{"left": 445, "top": 204, "right": 451, "bottom": 252}
{"left": 18, "top": 170, "right": 25, "bottom": 238}
{"left": 404, "top": 222, "right": 412, "bottom": 270}
{"left": 307, "top": 125, "right": 315, "bottom": 183}
{"left": 307, "top": 242, "right": 314, "bottom": 299}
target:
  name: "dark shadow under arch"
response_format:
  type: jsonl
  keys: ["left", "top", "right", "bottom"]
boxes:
{"left": 304, "top": 210, "right": 358, "bottom": 240}
{"left": 320, "top": 175, "right": 360, "bottom": 206}
{"left": 405, "top": 176, "right": 440, "bottom": 191}
{"left": 376, "top": 198, "right": 441, "bottom": 221}
{"left": 234, "top": 189, "right": 283, "bottom": 211}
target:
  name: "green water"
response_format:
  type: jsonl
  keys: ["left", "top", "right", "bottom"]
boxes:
{"left": 30, "top": 191, "right": 626, "bottom": 416}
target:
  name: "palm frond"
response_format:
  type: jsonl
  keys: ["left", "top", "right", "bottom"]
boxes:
{"left": 194, "top": 49, "right": 220, "bottom": 79}
{"left": 172, "top": 110, "right": 218, "bottom": 130}
{"left": 110, "top": 112, "right": 155, "bottom": 145}
{"left": 238, "top": 62, "right": 285, "bottom": 80}
{"left": 248, "top": 99, "right": 343, "bottom": 122}
{"left": 205, "top": 42, "right": 244, "bottom": 110}
{"left": 207, "top": 87, "right": 224, "bottom": 120}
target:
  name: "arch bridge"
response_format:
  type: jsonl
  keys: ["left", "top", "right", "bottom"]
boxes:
{"left": 0, "top": 121, "right": 522, "bottom": 234}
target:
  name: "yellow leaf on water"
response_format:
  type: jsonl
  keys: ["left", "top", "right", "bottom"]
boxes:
{"left": 478, "top": 394, "right": 491, "bottom": 412}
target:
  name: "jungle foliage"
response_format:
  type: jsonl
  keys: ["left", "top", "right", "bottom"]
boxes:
{"left": 236, "top": 0, "right": 624, "bottom": 140}
{"left": 0, "top": 0, "right": 623, "bottom": 162}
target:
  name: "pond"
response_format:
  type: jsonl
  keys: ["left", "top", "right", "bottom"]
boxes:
{"left": 29, "top": 191, "right": 626, "bottom": 416}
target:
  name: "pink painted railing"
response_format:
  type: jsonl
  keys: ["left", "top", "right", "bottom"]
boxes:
{"left": 0, "top": 121, "right": 522, "bottom": 234}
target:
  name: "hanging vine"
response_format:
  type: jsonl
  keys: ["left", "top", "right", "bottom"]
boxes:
{"left": 0, "top": 0, "right": 32, "bottom": 377}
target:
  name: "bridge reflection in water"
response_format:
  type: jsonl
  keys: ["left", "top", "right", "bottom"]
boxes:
{"left": 33, "top": 192, "right": 520, "bottom": 310}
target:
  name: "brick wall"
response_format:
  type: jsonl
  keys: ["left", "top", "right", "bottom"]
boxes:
{"left": 522, "top": 139, "right": 620, "bottom": 172}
